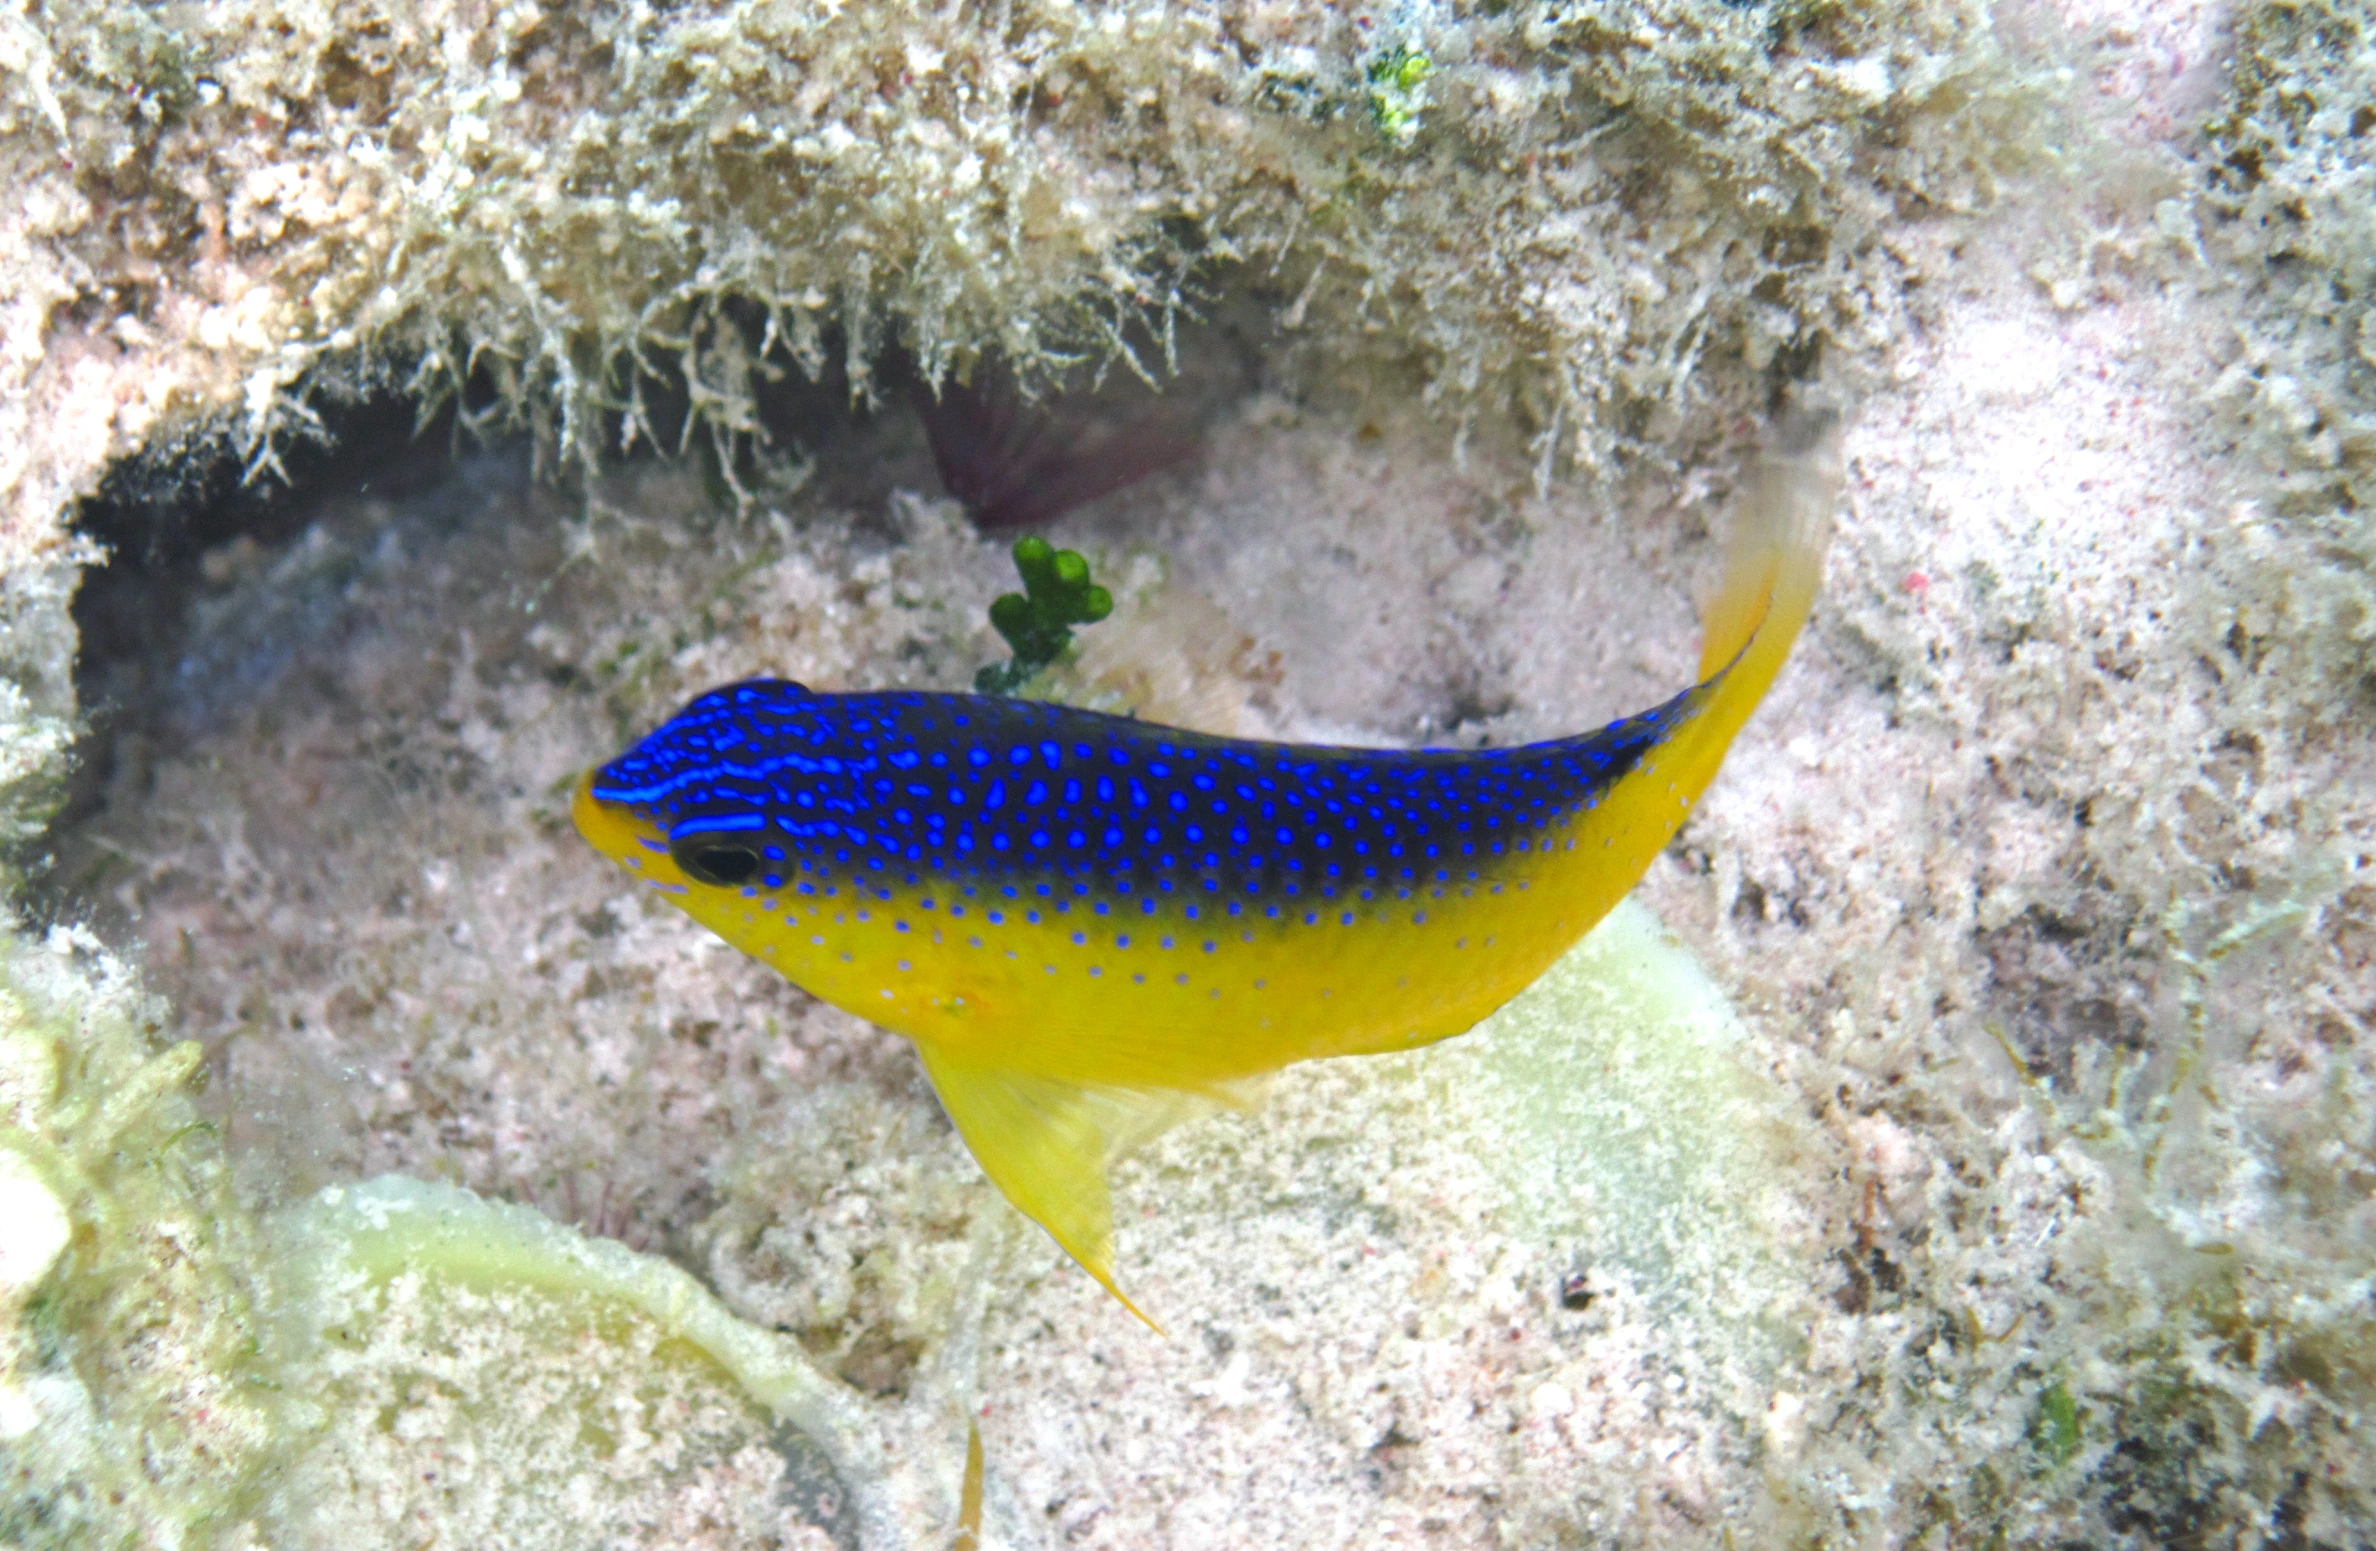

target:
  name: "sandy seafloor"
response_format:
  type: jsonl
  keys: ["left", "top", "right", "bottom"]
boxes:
{"left": 45, "top": 260, "right": 2376, "bottom": 1548}
{"left": 13, "top": 0, "right": 2376, "bottom": 1546}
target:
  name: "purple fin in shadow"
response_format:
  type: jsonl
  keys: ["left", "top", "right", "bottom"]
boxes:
{"left": 910, "top": 361, "right": 1200, "bottom": 532}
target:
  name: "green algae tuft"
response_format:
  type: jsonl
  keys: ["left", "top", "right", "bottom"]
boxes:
{"left": 1364, "top": 40, "right": 1435, "bottom": 144}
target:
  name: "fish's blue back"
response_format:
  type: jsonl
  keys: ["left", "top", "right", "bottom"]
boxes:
{"left": 593, "top": 678, "right": 1697, "bottom": 904}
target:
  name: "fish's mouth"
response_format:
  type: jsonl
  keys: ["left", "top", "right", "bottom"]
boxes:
{"left": 570, "top": 770, "right": 684, "bottom": 881}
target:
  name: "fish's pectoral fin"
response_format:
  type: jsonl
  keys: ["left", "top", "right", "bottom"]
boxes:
{"left": 916, "top": 1045, "right": 1171, "bottom": 1333}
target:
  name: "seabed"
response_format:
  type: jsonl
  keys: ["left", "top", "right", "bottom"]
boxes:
{"left": 1, "top": 1, "right": 2371, "bottom": 1546}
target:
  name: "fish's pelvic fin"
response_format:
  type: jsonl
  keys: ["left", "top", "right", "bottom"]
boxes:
{"left": 917, "top": 1045, "right": 1176, "bottom": 1333}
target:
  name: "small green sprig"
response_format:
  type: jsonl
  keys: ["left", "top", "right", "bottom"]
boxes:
{"left": 974, "top": 536, "right": 1113, "bottom": 696}
{"left": 1366, "top": 41, "right": 1434, "bottom": 143}
{"left": 2030, "top": 1380, "right": 2083, "bottom": 1468}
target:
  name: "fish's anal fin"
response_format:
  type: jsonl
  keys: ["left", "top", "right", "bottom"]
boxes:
{"left": 916, "top": 1045, "right": 1174, "bottom": 1334}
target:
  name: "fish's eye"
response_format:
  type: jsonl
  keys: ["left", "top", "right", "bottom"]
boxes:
{"left": 672, "top": 840, "right": 762, "bottom": 887}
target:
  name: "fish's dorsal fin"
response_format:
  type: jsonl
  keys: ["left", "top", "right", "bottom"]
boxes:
{"left": 916, "top": 1045, "right": 1188, "bottom": 1332}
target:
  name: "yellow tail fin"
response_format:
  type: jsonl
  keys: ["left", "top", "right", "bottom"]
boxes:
{"left": 1689, "top": 408, "right": 1841, "bottom": 744}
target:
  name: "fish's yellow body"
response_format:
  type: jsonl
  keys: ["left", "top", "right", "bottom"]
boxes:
{"left": 574, "top": 437, "right": 1834, "bottom": 1322}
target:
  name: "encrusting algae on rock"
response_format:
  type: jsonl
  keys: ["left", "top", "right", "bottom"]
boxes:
{"left": 0, "top": 924, "right": 280, "bottom": 1551}
{"left": 572, "top": 419, "right": 1842, "bottom": 1322}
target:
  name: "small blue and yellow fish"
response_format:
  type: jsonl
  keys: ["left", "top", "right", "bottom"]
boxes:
{"left": 574, "top": 441, "right": 1833, "bottom": 1322}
